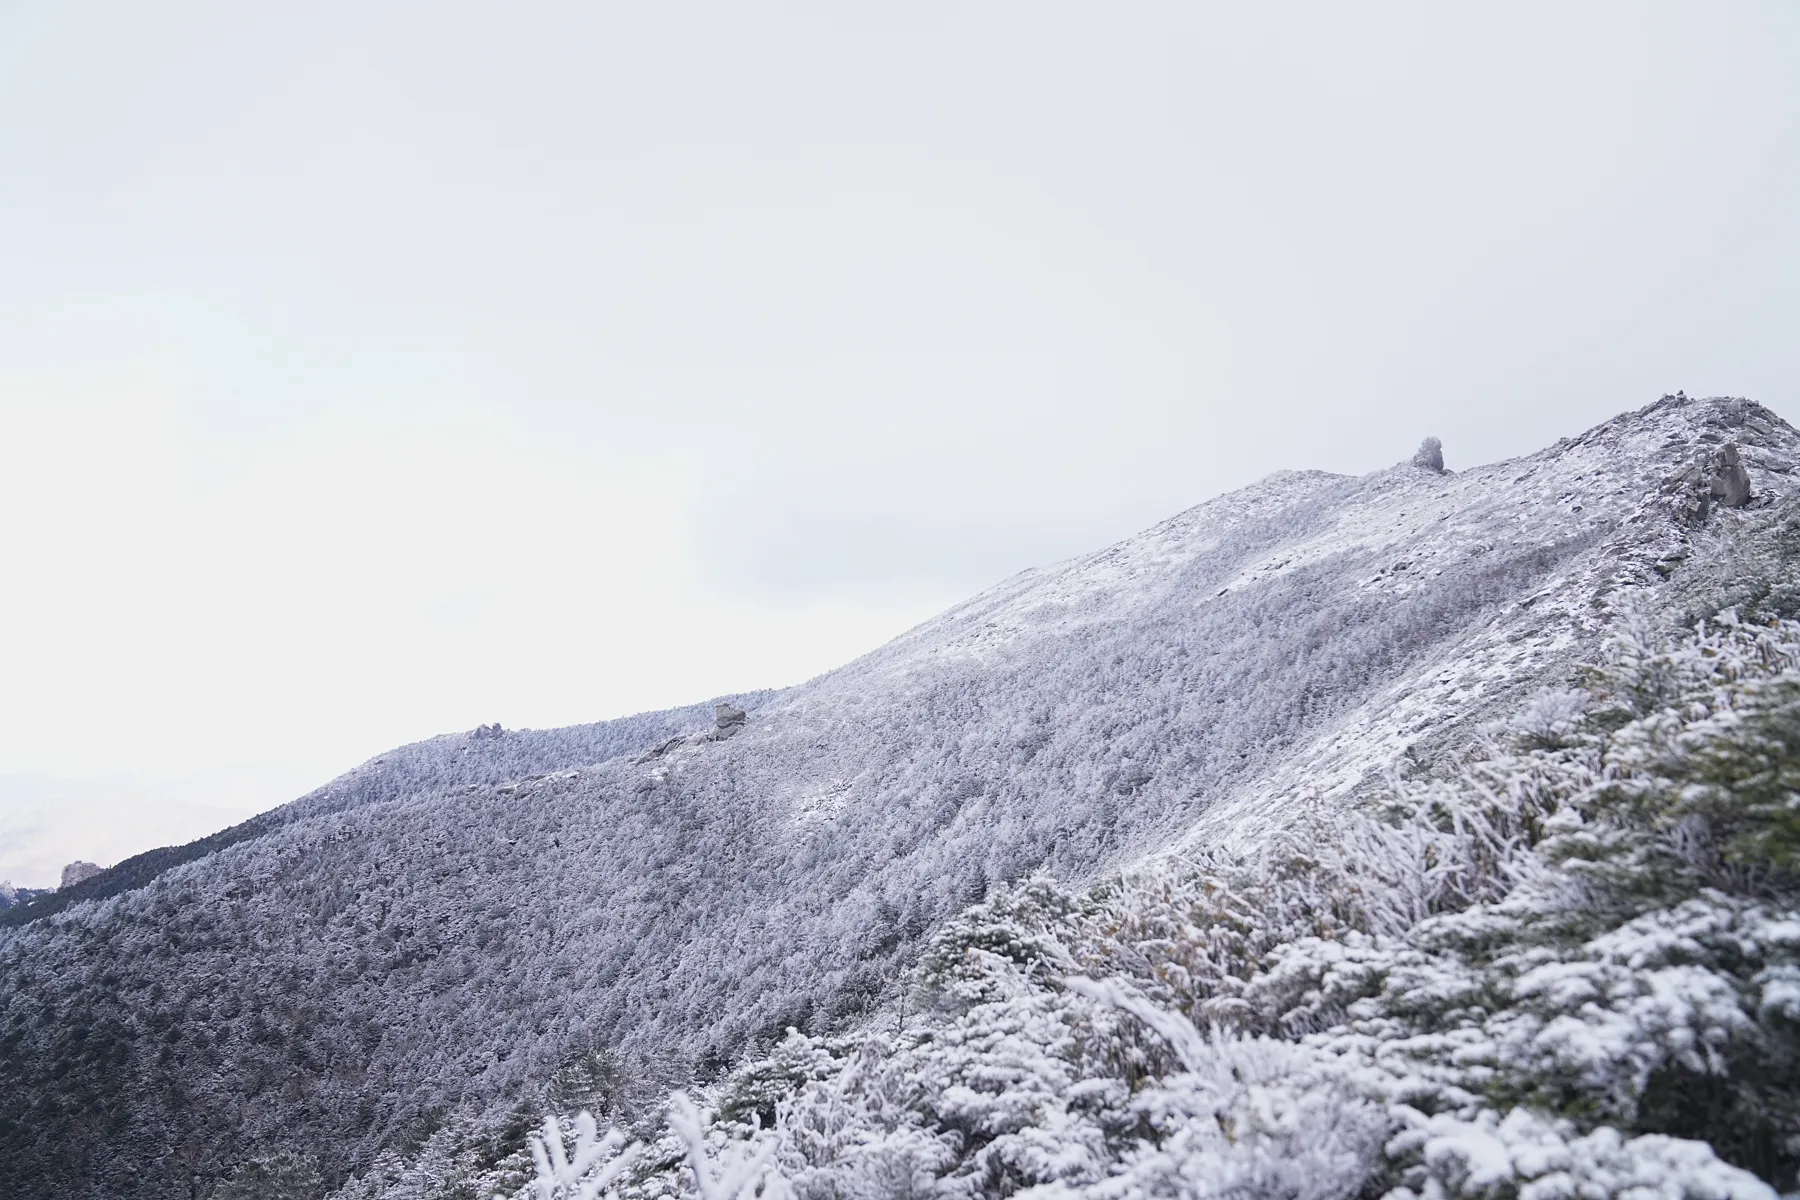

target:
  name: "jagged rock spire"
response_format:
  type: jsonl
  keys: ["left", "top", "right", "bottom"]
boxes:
{"left": 1411, "top": 436, "right": 1445, "bottom": 472}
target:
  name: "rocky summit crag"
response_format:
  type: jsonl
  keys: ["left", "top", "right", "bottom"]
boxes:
{"left": 1, "top": 394, "right": 1795, "bottom": 1200}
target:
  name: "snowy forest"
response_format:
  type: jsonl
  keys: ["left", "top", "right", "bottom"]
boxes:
{"left": 2, "top": 396, "right": 1798, "bottom": 1199}
{"left": 469, "top": 602, "right": 1800, "bottom": 1200}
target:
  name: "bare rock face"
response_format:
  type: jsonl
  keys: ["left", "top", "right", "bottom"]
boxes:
{"left": 59, "top": 861, "right": 103, "bottom": 889}
{"left": 714, "top": 703, "right": 748, "bottom": 737}
{"left": 1663, "top": 439, "right": 1755, "bottom": 523}
{"left": 1411, "top": 437, "right": 1445, "bottom": 472}
{"left": 1710, "top": 442, "right": 1753, "bottom": 508}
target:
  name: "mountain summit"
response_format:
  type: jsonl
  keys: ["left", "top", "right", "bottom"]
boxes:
{"left": 2, "top": 395, "right": 1795, "bottom": 1198}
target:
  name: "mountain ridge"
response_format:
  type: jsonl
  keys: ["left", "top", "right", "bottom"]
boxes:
{"left": 1, "top": 394, "right": 1793, "bottom": 1199}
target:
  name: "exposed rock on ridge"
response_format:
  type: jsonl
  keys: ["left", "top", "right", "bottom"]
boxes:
{"left": 1411, "top": 436, "right": 1445, "bottom": 472}
{"left": 58, "top": 861, "right": 103, "bottom": 889}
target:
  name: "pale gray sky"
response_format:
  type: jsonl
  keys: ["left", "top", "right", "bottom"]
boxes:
{"left": 2, "top": 2, "right": 1797, "bottom": 885}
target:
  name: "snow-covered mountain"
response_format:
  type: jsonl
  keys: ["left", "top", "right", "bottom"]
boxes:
{"left": 1, "top": 394, "right": 1793, "bottom": 1199}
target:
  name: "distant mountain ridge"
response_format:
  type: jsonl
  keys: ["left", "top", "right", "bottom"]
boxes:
{"left": 0, "top": 690, "right": 785, "bottom": 930}
{"left": 1, "top": 394, "right": 1793, "bottom": 1199}
{"left": 0, "top": 881, "right": 51, "bottom": 913}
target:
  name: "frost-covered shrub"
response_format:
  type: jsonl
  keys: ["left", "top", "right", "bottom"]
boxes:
{"left": 514, "top": 1098, "right": 789, "bottom": 1200}
{"left": 1383, "top": 1106, "right": 1776, "bottom": 1200}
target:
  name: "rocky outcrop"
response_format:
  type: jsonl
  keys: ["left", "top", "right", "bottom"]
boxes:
{"left": 1410, "top": 436, "right": 1445, "bottom": 472}
{"left": 634, "top": 703, "right": 752, "bottom": 761}
{"left": 635, "top": 735, "right": 688, "bottom": 763}
{"left": 1664, "top": 439, "right": 1756, "bottom": 523}
{"left": 59, "top": 862, "right": 103, "bottom": 889}
{"left": 1710, "top": 442, "right": 1753, "bottom": 507}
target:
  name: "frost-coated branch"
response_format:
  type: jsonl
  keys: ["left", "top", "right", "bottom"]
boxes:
{"left": 526, "top": 1112, "right": 640, "bottom": 1200}
{"left": 1063, "top": 974, "right": 1210, "bottom": 1071}
{"left": 667, "top": 1093, "right": 790, "bottom": 1200}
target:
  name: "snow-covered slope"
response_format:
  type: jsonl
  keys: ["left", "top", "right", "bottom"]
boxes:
{"left": 0, "top": 395, "right": 1792, "bottom": 1199}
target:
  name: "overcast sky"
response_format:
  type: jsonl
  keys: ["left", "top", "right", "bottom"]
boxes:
{"left": 2, "top": 2, "right": 1797, "bottom": 885}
